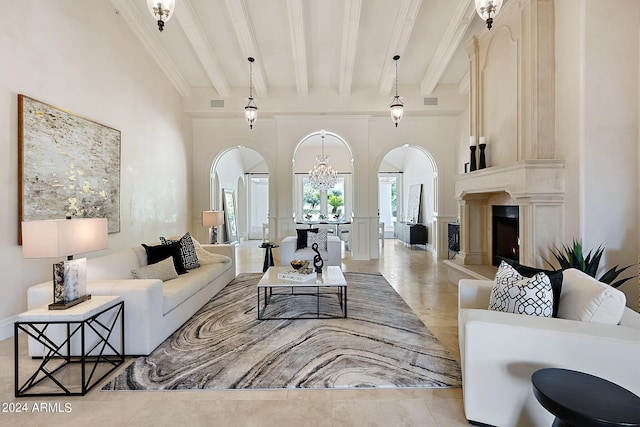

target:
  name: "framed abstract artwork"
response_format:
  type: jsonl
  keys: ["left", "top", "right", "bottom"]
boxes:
{"left": 18, "top": 95, "right": 121, "bottom": 242}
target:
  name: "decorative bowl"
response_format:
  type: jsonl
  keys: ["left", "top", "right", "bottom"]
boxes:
{"left": 290, "top": 260, "right": 305, "bottom": 270}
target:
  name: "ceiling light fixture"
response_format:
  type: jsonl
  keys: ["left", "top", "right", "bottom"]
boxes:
{"left": 147, "top": 0, "right": 175, "bottom": 32}
{"left": 475, "top": 0, "right": 503, "bottom": 30}
{"left": 245, "top": 57, "right": 258, "bottom": 129}
{"left": 308, "top": 130, "right": 338, "bottom": 191}
{"left": 390, "top": 55, "right": 403, "bottom": 128}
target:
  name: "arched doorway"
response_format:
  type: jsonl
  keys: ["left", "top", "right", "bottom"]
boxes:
{"left": 292, "top": 130, "right": 354, "bottom": 221}
{"left": 210, "top": 146, "right": 269, "bottom": 242}
{"left": 378, "top": 145, "right": 438, "bottom": 252}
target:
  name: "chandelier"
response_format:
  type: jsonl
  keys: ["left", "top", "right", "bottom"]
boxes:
{"left": 308, "top": 130, "right": 338, "bottom": 191}
{"left": 475, "top": 0, "right": 503, "bottom": 30}
{"left": 147, "top": 0, "right": 175, "bottom": 32}
{"left": 245, "top": 57, "right": 258, "bottom": 129}
{"left": 389, "top": 55, "right": 403, "bottom": 127}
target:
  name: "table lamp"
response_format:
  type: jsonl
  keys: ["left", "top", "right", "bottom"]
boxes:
{"left": 22, "top": 217, "right": 108, "bottom": 310}
{"left": 202, "top": 210, "right": 224, "bottom": 244}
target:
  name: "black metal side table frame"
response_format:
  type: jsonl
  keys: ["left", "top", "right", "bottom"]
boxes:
{"left": 15, "top": 299, "right": 125, "bottom": 397}
{"left": 257, "top": 285, "right": 347, "bottom": 320}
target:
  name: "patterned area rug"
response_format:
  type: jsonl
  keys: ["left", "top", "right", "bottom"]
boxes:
{"left": 102, "top": 272, "right": 461, "bottom": 391}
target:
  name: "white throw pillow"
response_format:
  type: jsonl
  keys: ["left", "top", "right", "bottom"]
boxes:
{"left": 131, "top": 256, "right": 178, "bottom": 281}
{"left": 558, "top": 268, "right": 626, "bottom": 324}
{"left": 195, "top": 246, "right": 232, "bottom": 265}
{"left": 489, "top": 261, "right": 553, "bottom": 317}
{"left": 307, "top": 229, "right": 328, "bottom": 251}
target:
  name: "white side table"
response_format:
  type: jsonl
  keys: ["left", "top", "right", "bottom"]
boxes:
{"left": 15, "top": 296, "right": 124, "bottom": 397}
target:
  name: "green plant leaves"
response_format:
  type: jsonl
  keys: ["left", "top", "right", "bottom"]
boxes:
{"left": 547, "top": 239, "right": 634, "bottom": 288}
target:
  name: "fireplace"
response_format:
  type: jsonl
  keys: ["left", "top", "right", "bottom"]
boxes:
{"left": 453, "top": 160, "right": 565, "bottom": 267}
{"left": 492, "top": 205, "right": 519, "bottom": 266}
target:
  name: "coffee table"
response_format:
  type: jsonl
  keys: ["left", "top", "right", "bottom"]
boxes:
{"left": 257, "top": 266, "right": 347, "bottom": 320}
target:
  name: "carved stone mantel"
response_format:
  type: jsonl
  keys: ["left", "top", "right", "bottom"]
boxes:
{"left": 454, "top": 160, "right": 565, "bottom": 267}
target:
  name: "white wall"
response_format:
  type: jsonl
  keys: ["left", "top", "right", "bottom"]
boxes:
{"left": 0, "top": 1, "right": 191, "bottom": 338}
{"left": 556, "top": 0, "right": 640, "bottom": 306}
{"left": 190, "top": 114, "right": 462, "bottom": 260}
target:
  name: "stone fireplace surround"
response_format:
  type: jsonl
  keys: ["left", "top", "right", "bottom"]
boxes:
{"left": 453, "top": 160, "right": 565, "bottom": 270}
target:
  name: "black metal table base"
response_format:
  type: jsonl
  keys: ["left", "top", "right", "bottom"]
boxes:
{"left": 15, "top": 301, "right": 125, "bottom": 397}
{"left": 257, "top": 286, "right": 347, "bottom": 320}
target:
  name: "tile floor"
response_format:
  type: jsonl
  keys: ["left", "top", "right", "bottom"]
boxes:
{"left": 1, "top": 239, "right": 470, "bottom": 427}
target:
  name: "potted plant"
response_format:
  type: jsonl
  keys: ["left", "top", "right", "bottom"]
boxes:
{"left": 545, "top": 239, "right": 634, "bottom": 288}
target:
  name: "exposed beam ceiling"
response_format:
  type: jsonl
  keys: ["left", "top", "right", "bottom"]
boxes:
{"left": 112, "top": 0, "right": 488, "bottom": 114}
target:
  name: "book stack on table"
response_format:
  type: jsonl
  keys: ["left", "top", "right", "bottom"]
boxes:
{"left": 277, "top": 269, "right": 316, "bottom": 282}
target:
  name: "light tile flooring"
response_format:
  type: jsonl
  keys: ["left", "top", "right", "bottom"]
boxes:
{"left": 1, "top": 240, "right": 469, "bottom": 427}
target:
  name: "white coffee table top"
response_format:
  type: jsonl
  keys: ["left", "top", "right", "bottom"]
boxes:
{"left": 18, "top": 296, "right": 123, "bottom": 322}
{"left": 258, "top": 266, "right": 346, "bottom": 288}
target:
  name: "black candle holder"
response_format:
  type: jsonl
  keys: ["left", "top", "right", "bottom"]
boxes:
{"left": 469, "top": 145, "right": 477, "bottom": 171}
{"left": 479, "top": 143, "right": 487, "bottom": 169}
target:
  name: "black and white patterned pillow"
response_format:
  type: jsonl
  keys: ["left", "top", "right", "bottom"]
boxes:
{"left": 490, "top": 262, "right": 553, "bottom": 317}
{"left": 307, "top": 229, "right": 328, "bottom": 251}
{"left": 160, "top": 232, "right": 200, "bottom": 270}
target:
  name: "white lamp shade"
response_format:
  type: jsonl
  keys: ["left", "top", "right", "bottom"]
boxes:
{"left": 147, "top": 0, "right": 175, "bottom": 23}
{"left": 202, "top": 211, "right": 225, "bottom": 227}
{"left": 22, "top": 218, "right": 108, "bottom": 259}
{"left": 474, "top": 0, "right": 503, "bottom": 21}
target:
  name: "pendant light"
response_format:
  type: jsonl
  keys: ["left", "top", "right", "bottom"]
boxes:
{"left": 475, "top": 0, "right": 503, "bottom": 30}
{"left": 389, "top": 55, "right": 403, "bottom": 128}
{"left": 147, "top": 0, "right": 175, "bottom": 32}
{"left": 244, "top": 57, "right": 258, "bottom": 129}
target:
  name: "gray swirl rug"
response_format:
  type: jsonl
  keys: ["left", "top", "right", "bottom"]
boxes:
{"left": 102, "top": 272, "right": 461, "bottom": 391}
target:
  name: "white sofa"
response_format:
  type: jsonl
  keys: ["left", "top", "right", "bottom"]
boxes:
{"left": 458, "top": 268, "right": 640, "bottom": 427}
{"left": 280, "top": 235, "right": 342, "bottom": 267}
{"left": 27, "top": 240, "right": 236, "bottom": 356}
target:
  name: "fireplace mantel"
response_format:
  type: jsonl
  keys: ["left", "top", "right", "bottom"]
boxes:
{"left": 453, "top": 160, "right": 565, "bottom": 267}
{"left": 455, "top": 160, "right": 565, "bottom": 200}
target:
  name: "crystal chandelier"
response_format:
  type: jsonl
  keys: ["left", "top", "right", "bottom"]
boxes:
{"left": 147, "top": 0, "right": 175, "bottom": 32}
{"left": 389, "top": 55, "right": 403, "bottom": 127}
{"left": 475, "top": 0, "right": 503, "bottom": 30}
{"left": 308, "top": 130, "right": 338, "bottom": 191}
{"left": 245, "top": 57, "right": 258, "bottom": 129}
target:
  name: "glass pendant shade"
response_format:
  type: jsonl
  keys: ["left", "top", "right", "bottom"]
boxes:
{"left": 390, "top": 97, "right": 404, "bottom": 127}
{"left": 308, "top": 131, "right": 338, "bottom": 191}
{"left": 245, "top": 99, "right": 258, "bottom": 129}
{"left": 147, "top": 0, "right": 175, "bottom": 32}
{"left": 474, "top": 0, "right": 503, "bottom": 29}
{"left": 245, "top": 57, "right": 258, "bottom": 129}
{"left": 390, "top": 55, "right": 403, "bottom": 127}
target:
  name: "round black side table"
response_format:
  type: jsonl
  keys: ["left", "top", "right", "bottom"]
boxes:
{"left": 259, "top": 242, "right": 278, "bottom": 273}
{"left": 532, "top": 368, "right": 640, "bottom": 427}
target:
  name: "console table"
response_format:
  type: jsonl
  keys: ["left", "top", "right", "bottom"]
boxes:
{"left": 394, "top": 222, "right": 427, "bottom": 247}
